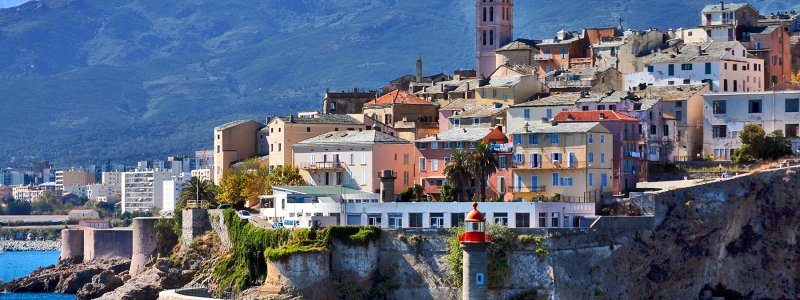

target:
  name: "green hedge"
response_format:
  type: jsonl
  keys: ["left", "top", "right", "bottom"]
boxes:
{"left": 212, "top": 209, "right": 380, "bottom": 295}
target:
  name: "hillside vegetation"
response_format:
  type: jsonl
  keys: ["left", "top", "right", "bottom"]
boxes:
{"left": 0, "top": 0, "right": 797, "bottom": 166}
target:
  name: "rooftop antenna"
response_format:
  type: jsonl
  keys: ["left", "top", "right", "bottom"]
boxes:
{"left": 617, "top": 17, "right": 624, "bottom": 30}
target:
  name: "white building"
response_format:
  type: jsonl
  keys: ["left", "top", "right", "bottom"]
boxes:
{"left": 12, "top": 186, "right": 45, "bottom": 202}
{"left": 86, "top": 184, "right": 115, "bottom": 201}
{"left": 190, "top": 169, "right": 212, "bottom": 182}
{"left": 121, "top": 169, "right": 172, "bottom": 213}
{"left": 703, "top": 90, "right": 800, "bottom": 160}
{"left": 625, "top": 41, "right": 764, "bottom": 93}
{"left": 260, "top": 186, "right": 595, "bottom": 229}
{"left": 62, "top": 185, "right": 88, "bottom": 198}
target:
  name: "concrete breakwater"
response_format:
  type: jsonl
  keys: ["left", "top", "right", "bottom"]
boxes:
{"left": 0, "top": 240, "right": 60, "bottom": 251}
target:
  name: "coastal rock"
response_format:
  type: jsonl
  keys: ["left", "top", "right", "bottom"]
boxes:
{"left": 1, "top": 259, "right": 130, "bottom": 294}
{"left": 0, "top": 240, "right": 60, "bottom": 251}
{"left": 75, "top": 270, "right": 124, "bottom": 300}
{"left": 96, "top": 258, "right": 194, "bottom": 300}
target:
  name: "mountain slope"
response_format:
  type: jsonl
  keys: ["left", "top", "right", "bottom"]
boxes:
{"left": 0, "top": 0, "right": 797, "bottom": 166}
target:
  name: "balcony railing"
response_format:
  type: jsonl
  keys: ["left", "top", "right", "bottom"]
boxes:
{"left": 702, "top": 19, "right": 736, "bottom": 26}
{"left": 569, "top": 57, "right": 592, "bottom": 65}
{"left": 513, "top": 161, "right": 589, "bottom": 170}
{"left": 299, "top": 162, "right": 344, "bottom": 171}
{"left": 508, "top": 185, "right": 546, "bottom": 193}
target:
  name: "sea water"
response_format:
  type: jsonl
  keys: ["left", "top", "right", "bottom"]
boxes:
{"left": 0, "top": 251, "right": 74, "bottom": 300}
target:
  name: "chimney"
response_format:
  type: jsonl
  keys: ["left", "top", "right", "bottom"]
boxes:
{"left": 378, "top": 170, "right": 397, "bottom": 202}
{"left": 599, "top": 111, "right": 606, "bottom": 119}
{"left": 289, "top": 115, "right": 295, "bottom": 123}
{"left": 434, "top": 134, "right": 439, "bottom": 140}
{"left": 567, "top": 113, "right": 575, "bottom": 120}
{"left": 720, "top": 1, "right": 724, "bottom": 10}
{"left": 523, "top": 122, "right": 530, "bottom": 132}
{"left": 697, "top": 45, "right": 704, "bottom": 55}
{"left": 416, "top": 57, "right": 423, "bottom": 83}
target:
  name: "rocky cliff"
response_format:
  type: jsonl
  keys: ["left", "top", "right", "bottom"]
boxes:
{"left": 553, "top": 167, "right": 800, "bottom": 299}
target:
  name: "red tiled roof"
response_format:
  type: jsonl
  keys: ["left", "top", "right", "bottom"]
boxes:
{"left": 554, "top": 110, "right": 638, "bottom": 122}
{"left": 364, "top": 90, "right": 431, "bottom": 106}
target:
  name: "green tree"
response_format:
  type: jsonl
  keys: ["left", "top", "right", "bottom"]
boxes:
{"left": 3, "top": 199, "right": 32, "bottom": 215}
{"left": 216, "top": 161, "right": 304, "bottom": 208}
{"left": 763, "top": 130, "right": 792, "bottom": 159}
{"left": 466, "top": 141, "right": 499, "bottom": 201}
{"left": 440, "top": 183, "right": 458, "bottom": 202}
{"left": 180, "top": 177, "right": 218, "bottom": 203}
{"left": 739, "top": 124, "right": 765, "bottom": 157}
{"left": 444, "top": 150, "right": 472, "bottom": 202}
{"left": 266, "top": 165, "right": 305, "bottom": 194}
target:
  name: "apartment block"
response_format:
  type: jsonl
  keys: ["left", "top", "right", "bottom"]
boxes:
{"left": 267, "top": 113, "right": 366, "bottom": 169}
{"left": 213, "top": 120, "right": 265, "bottom": 184}
{"left": 703, "top": 90, "right": 800, "bottom": 159}
{"left": 506, "top": 93, "right": 582, "bottom": 134}
{"left": 415, "top": 127, "right": 512, "bottom": 201}
{"left": 362, "top": 90, "right": 438, "bottom": 141}
{"left": 121, "top": 169, "right": 172, "bottom": 213}
{"left": 291, "top": 130, "right": 417, "bottom": 195}
{"left": 510, "top": 122, "right": 613, "bottom": 202}
{"left": 625, "top": 41, "right": 764, "bottom": 93}
{"left": 55, "top": 169, "right": 95, "bottom": 190}
{"left": 554, "top": 110, "right": 642, "bottom": 194}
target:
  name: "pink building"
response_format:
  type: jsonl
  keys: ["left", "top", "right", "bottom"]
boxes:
{"left": 554, "top": 110, "right": 644, "bottom": 194}
{"left": 415, "top": 127, "right": 512, "bottom": 201}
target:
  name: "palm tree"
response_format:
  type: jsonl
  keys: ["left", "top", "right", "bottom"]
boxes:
{"left": 466, "top": 141, "right": 499, "bottom": 201}
{"left": 443, "top": 150, "right": 471, "bottom": 202}
{"left": 180, "top": 177, "right": 218, "bottom": 204}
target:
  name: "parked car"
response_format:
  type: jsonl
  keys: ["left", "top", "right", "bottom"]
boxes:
{"left": 237, "top": 210, "right": 251, "bottom": 221}
{"left": 272, "top": 221, "right": 284, "bottom": 229}
{"left": 217, "top": 204, "right": 231, "bottom": 210}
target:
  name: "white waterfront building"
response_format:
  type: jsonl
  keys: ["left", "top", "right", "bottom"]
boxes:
{"left": 260, "top": 186, "right": 596, "bottom": 229}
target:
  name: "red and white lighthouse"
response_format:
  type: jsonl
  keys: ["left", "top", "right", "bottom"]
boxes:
{"left": 459, "top": 202, "right": 492, "bottom": 299}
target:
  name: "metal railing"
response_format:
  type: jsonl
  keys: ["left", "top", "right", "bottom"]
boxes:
{"left": 298, "top": 162, "right": 344, "bottom": 171}
{"left": 186, "top": 200, "right": 208, "bottom": 209}
{"left": 508, "top": 185, "right": 547, "bottom": 193}
{"left": 513, "top": 161, "right": 589, "bottom": 170}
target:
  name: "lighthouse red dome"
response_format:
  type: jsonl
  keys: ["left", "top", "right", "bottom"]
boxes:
{"left": 465, "top": 202, "right": 485, "bottom": 222}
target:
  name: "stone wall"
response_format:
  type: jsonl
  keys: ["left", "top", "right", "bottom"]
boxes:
{"left": 262, "top": 252, "right": 333, "bottom": 299}
{"left": 130, "top": 217, "right": 162, "bottom": 275}
{"left": 60, "top": 229, "right": 84, "bottom": 263}
{"left": 207, "top": 209, "right": 230, "bottom": 250}
{"left": 83, "top": 228, "right": 132, "bottom": 262}
{"left": 182, "top": 209, "right": 210, "bottom": 247}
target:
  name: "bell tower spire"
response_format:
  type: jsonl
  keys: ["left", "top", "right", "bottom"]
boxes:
{"left": 476, "top": 0, "right": 514, "bottom": 78}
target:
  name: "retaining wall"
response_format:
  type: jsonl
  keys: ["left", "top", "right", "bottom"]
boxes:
{"left": 182, "top": 209, "right": 210, "bottom": 247}
{"left": 589, "top": 216, "right": 655, "bottom": 230}
{"left": 262, "top": 252, "right": 333, "bottom": 299}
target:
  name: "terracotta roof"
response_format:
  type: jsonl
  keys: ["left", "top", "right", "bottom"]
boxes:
{"left": 634, "top": 85, "right": 707, "bottom": 101}
{"left": 365, "top": 90, "right": 431, "bottom": 106}
{"left": 554, "top": 110, "right": 638, "bottom": 122}
{"left": 769, "top": 82, "right": 800, "bottom": 91}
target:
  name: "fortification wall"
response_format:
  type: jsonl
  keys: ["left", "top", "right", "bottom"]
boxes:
{"left": 182, "top": 209, "right": 210, "bottom": 247}
{"left": 130, "top": 217, "right": 162, "bottom": 275}
{"left": 83, "top": 228, "right": 132, "bottom": 262}
{"left": 262, "top": 252, "right": 333, "bottom": 299}
{"left": 59, "top": 229, "right": 84, "bottom": 263}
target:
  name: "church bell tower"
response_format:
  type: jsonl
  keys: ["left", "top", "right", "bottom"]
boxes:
{"left": 476, "top": 0, "right": 514, "bottom": 78}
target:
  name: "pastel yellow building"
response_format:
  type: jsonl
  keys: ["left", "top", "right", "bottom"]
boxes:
{"left": 474, "top": 72, "right": 543, "bottom": 107}
{"left": 510, "top": 122, "right": 613, "bottom": 202}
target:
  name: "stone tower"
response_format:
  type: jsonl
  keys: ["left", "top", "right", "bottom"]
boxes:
{"left": 416, "top": 57, "right": 423, "bottom": 83}
{"left": 476, "top": 0, "right": 514, "bottom": 78}
{"left": 378, "top": 170, "right": 397, "bottom": 202}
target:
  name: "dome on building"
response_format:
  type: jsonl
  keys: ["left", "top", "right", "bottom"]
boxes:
{"left": 465, "top": 202, "right": 485, "bottom": 222}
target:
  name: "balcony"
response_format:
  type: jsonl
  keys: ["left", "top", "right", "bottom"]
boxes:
{"left": 299, "top": 162, "right": 344, "bottom": 171}
{"left": 513, "top": 161, "right": 589, "bottom": 170}
{"left": 569, "top": 57, "right": 592, "bottom": 65}
{"left": 625, "top": 151, "right": 644, "bottom": 159}
{"left": 533, "top": 53, "right": 552, "bottom": 61}
{"left": 702, "top": 19, "right": 737, "bottom": 26}
{"left": 508, "top": 186, "right": 546, "bottom": 193}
